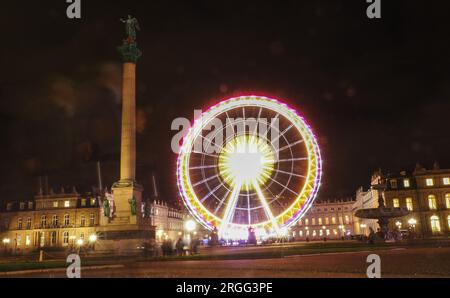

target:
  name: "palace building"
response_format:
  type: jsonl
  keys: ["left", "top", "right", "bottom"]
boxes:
{"left": 292, "top": 198, "right": 357, "bottom": 240}
{"left": 383, "top": 163, "right": 450, "bottom": 237}
{"left": 0, "top": 188, "right": 189, "bottom": 253}
{"left": 0, "top": 189, "right": 100, "bottom": 253}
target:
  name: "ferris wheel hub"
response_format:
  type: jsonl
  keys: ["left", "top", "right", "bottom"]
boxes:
{"left": 218, "top": 135, "right": 275, "bottom": 191}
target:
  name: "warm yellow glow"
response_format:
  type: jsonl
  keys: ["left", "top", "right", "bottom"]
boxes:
{"left": 408, "top": 218, "right": 417, "bottom": 226}
{"left": 218, "top": 135, "right": 275, "bottom": 190}
{"left": 89, "top": 234, "right": 97, "bottom": 243}
{"left": 2, "top": 238, "right": 10, "bottom": 244}
{"left": 185, "top": 219, "right": 197, "bottom": 232}
{"left": 76, "top": 239, "right": 84, "bottom": 246}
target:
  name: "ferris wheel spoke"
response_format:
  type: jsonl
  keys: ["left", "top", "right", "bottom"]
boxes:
{"left": 273, "top": 169, "right": 306, "bottom": 179}
{"left": 253, "top": 182, "right": 280, "bottom": 233}
{"left": 214, "top": 187, "right": 231, "bottom": 213}
{"left": 219, "top": 182, "right": 242, "bottom": 236}
{"left": 275, "top": 139, "right": 304, "bottom": 153}
{"left": 201, "top": 182, "right": 225, "bottom": 203}
{"left": 251, "top": 107, "right": 263, "bottom": 136}
{"left": 189, "top": 165, "right": 216, "bottom": 170}
{"left": 271, "top": 124, "right": 293, "bottom": 144}
{"left": 267, "top": 176, "right": 298, "bottom": 196}
{"left": 278, "top": 157, "right": 308, "bottom": 162}
{"left": 246, "top": 189, "right": 252, "bottom": 224}
{"left": 192, "top": 151, "right": 219, "bottom": 158}
{"left": 200, "top": 135, "right": 223, "bottom": 153}
{"left": 192, "top": 174, "right": 219, "bottom": 187}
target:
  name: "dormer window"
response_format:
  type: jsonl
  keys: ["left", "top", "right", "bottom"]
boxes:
{"left": 426, "top": 178, "right": 434, "bottom": 186}
{"left": 390, "top": 180, "right": 398, "bottom": 189}
{"left": 403, "top": 179, "right": 410, "bottom": 188}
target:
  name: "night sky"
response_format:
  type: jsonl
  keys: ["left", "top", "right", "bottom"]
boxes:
{"left": 1, "top": 0, "right": 449, "bottom": 204}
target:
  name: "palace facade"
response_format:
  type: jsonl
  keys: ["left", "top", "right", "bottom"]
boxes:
{"left": 0, "top": 189, "right": 189, "bottom": 254}
{"left": 383, "top": 164, "right": 450, "bottom": 237}
{"left": 0, "top": 189, "right": 100, "bottom": 253}
{"left": 292, "top": 198, "right": 357, "bottom": 240}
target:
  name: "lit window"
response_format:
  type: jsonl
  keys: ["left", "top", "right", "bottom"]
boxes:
{"left": 390, "top": 180, "right": 397, "bottom": 189}
{"left": 319, "top": 230, "right": 323, "bottom": 236}
{"left": 426, "top": 178, "right": 434, "bottom": 186}
{"left": 17, "top": 235, "right": 22, "bottom": 247}
{"left": 50, "top": 231, "right": 57, "bottom": 245}
{"left": 81, "top": 199, "right": 86, "bottom": 207}
{"left": 18, "top": 218, "right": 23, "bottom": 230}
{"left": 446, "top": 194, "right": 450, "bottom": 209}
{"left": 64, "top": 214, "right": 70, "bottom": 226}
{"left": 318, "top": 218, "right": 322, "bottom": 225}
{"left": 90, "top": 213, "right": 95, "bottom": 226}
{"left": 26, "top": 217, "right": 31, "bottom": 229}
{"left": 403, "top": 179, "right": 410, "bottom": 188}
{"left": 91, "top": 198, "right": 96, "bottom": 205}
{"left": 52, "top": 215, "right": 58, "bottom": 226}
{"left": 444, "top": 177, "right": 450, "bottom": 185}
{"left": 298, "top": 219, "right": 302, "bottom": 226}
{"left": 312, "top": 218, "right": 316, "bottom": 225}
{"left": 430, "top": 215, "right": 441, "bottom": 233}
{"left": 80, "top": 215, "right": 86, "bottom": 227}
{"left": 64, "top": 201, "right": 70, "bottom": 208}
{"left": 53, "top": 201, "right": 58, "bottom": 208}
{"left": 26, "top": 235, "right": 31, "bottom": 246}
{"left": 305, "top": 219, "right": 309, "bottom": 225}
{"left": 63, "top": 232, "right": 69, "bottom": 245}
{"left": 331, "top": 217, "right": 336, "bottom": 224}
{"left": 393, "top": 198, "right": 400, "bottom": 208}
{"left": 40, "top": 233, "right": 45, "bottom": 247}
{"left": 28, "top": 202, "right": 33, "bottom": 209}
{"left": 40, "top": 215, "right": 47, "bottom": 228}
{"left": 325, "top": 217, "right": 329, "bottom": 225}
{"left": 345, "top": 215, "right": 350, "bottom": 224}
{"left": 406, "top": 198, "right": 413, "bottom": 211}
{"left": 428, "top": 195, "right": 437, "bottom": 210}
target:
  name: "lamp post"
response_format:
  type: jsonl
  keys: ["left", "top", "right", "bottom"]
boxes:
{"left": 89, "top": 234, "right": 97, "bottom": 251}
{"left": 2, "top": 238, "right": 10, "bottom": 255}
{"left": 184, "top": 219, "right": 197, "bottom": 254}
{"left": 408, "top": 218, "right": 417, "bottom": 238}
{"left": 76, "top": 238, "right": 84, "bottom": 254}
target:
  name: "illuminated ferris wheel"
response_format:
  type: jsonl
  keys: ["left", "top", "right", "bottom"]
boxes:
{"left": 177, "top": 96, "right": 322, "bottom": 239}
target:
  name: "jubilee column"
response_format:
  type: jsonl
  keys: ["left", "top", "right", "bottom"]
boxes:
{"left": 111, "top": 15, "right": 143, "bottom": 225}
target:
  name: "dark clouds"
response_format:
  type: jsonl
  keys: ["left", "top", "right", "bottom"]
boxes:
{"left": 0, "top": 0, "right": 449, "bottom": 202}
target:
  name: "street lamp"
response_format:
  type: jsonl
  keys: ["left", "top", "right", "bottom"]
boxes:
{"left": 408, "top": 218, "right": 417, "bottom": 226}
{"left": 184, "top": 220, "right": 196, "bottom": 233}
{"left": 76, "top": 239, "right": 84, "bottom": 246}
{"left": 395, "top": 221, "right": 402, "bottom": 229}
{"left": 2, "top": 238, "right": 10, "bottom": 254}
{"left": 89, "top": 234, "right": 97, "bottom": 243}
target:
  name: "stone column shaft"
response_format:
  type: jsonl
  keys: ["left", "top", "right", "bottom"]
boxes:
{"left": 120, "top": 62, "right": 136, "bottom": 181}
